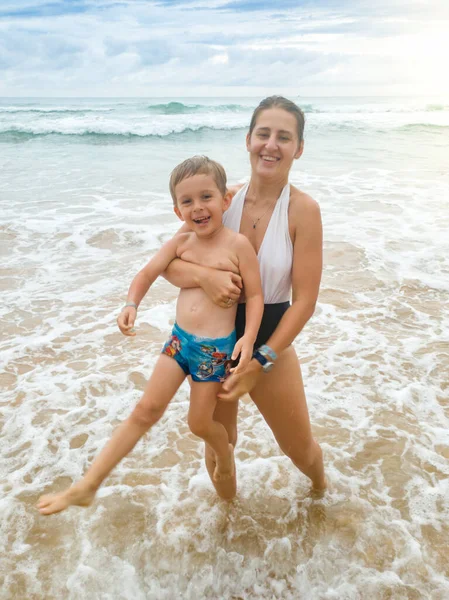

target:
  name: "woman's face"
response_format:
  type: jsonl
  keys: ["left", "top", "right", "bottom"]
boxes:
{"left": 246, "top": 107, "right": 304, "bottom": 180}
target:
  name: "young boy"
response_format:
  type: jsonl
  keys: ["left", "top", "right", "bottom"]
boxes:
{"left": 37, "top": 156, "right": 263, "bottom": 514}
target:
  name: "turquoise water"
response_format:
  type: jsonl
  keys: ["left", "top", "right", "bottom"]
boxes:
{"left": 1, "top": 95, "right": 447, "bottom": 198}
{"left": 1, "top": 96, "right": 449, "bottom": 599}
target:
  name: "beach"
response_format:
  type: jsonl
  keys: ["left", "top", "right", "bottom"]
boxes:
{"left": 1, "top": 96, "right": 449, "bottom": 599}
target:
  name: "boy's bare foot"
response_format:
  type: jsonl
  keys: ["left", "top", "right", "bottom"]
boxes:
{"left": 205, "top": 444, "right": 236, "bottom": 500}
{"left": 213, "top": 444, "right": 235, "bottom": 482}
{"left": 37, "top": 481, "right": 97, "bottom": 515}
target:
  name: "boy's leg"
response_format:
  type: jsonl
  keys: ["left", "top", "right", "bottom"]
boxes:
{"left": 204, "top": 400, "right": 238, "bottom": 499}
{"left": 37, "top": 355, "right": 186, "bottom": 515}
{"left": 188, "top": 381, "right": 234, "bottom": 483}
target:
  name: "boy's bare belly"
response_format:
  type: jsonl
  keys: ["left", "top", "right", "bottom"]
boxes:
{"left": 176, "top": 288, "right": 237, "bottom": 338}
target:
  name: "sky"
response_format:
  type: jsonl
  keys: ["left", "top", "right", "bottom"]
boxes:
{"left": 0, "top": 0, "right": 448, "bottom": 97}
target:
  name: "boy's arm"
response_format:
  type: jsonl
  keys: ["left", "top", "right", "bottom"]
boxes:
{"left": 127, "top": 236, "right": 181, "bottom": 306}
{"left": 231, "top": 236, "right": 264, "bottom": 370}
{"left": 117, "top": 236, "right": 180, "bottom": 336}
{"left": 238, "top": 236, "right": 264, "bottom": 341}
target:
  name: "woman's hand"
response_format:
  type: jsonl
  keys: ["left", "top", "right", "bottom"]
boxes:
{"left": 117, "top": 306, "right": 137, "bottom": 336}
{"left": 200, "top": 269, "right": 242, "bottom": 308}
{"left": 218, "top": 359, "right": 262, "bottom": 402}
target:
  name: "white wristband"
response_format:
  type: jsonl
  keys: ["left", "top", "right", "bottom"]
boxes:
{"left": 124, "top": 302, "right": 137, "bottom": 310}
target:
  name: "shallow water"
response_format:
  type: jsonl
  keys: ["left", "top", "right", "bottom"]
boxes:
{"left": 1, "top": 96, "right": 449, "bottom": 599}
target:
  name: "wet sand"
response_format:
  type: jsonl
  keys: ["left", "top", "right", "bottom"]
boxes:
{"left": 1, "top": 238, "right": 449, "bottom": 599}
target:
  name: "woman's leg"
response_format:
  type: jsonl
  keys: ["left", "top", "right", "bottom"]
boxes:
{"left": 204, "top": 399, "right": 239, "bottom": 499}
{"left": 37, "top": 355, "right": 186, "bottom": 515}
{"left": 250, "top": 346, "right": 326, "bottom": 491}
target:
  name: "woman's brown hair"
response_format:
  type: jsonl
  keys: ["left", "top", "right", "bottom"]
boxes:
{"left": 249, "top": 96, "right": 305, "bottom": 144}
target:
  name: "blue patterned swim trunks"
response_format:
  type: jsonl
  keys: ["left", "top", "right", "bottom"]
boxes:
{"left": 161, "top": 322, "right": 236, "bottom": 383}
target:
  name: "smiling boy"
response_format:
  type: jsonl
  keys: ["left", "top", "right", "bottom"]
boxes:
{"left": 37, "top": 156, "right": 263, "bottom": 515}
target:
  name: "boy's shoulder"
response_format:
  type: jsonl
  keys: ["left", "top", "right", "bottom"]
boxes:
{"left": 175, "top": 231, "right": 196, "bottom": 244}
{"left": 172, "top": 231, "right": 197, "bottom": 255}
{"left": 222, "top": 226, "right": 242, "bottom": 242}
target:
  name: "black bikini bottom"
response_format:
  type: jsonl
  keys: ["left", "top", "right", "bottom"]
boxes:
{"left": 235, "top": 301, "right": 290, "bottom": 349}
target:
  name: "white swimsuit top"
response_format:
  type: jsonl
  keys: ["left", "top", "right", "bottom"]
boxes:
{"left": 223, "top": 182, "right": 293, "bottom": 304}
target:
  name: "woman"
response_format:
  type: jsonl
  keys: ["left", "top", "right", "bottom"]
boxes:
{"left": 165, "top": 96, "right": 326, "bottom": 500}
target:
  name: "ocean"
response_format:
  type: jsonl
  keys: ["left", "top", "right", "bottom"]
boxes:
{"left": 1, "top": 96, "right": 448, "bottom": 599}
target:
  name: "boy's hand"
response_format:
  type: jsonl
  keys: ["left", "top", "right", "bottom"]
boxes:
{"left": 230, "top": 335, "right": 254, "bottom": 375}
{"left": 117, "top": 306, "right": 137, "bottom": 336}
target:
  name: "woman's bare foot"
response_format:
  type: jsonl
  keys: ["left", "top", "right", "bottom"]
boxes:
{"left": 37, "top": 481, "right": 97, "bottom": 515}
{"left": 213, "top": 444, "right": 235, "bottom": 482}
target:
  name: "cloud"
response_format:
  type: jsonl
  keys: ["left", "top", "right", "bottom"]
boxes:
{"left": 0, "top": 0, "right": 448, "bottom": 96}
{"left": 217, "top": 0, "right": 313, "bottom": 11}
{"left": 0, "top": 1, "right": 90, "bottom": 19}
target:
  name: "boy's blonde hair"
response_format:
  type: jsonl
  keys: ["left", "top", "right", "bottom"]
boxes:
{"left": 169, "top": 155, "right": 227, "bottom": 204}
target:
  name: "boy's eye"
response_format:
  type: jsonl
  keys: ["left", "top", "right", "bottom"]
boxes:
{"left": 181, "top": 199, "right": 191, "bottom": 205}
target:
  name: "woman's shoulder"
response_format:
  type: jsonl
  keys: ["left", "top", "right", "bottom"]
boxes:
{"left": 227, "top": 183, "right": 245, "bottom": 198}
{"left": 289, "top": 184, "right": 321, "bottom": 220}
{"left": 288, "top": 184, "right": 322, "bottom": 239}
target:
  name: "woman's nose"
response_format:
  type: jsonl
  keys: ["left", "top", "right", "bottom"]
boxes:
{"left": 265, "top": 134, "right": 278, "bottom": 150}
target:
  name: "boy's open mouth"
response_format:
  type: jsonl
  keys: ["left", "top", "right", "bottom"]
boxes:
{"left": 193, "top": 216, "right": 210, "bottom": 225}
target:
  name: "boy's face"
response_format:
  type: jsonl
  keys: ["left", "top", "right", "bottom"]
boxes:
{"left": 174, "top": 174, "right": 231, "bottom": 237}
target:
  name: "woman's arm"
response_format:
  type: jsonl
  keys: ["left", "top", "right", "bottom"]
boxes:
{"left": 219, "top": 192, "right": 322, "bottom": 400}
{"left": 163, "top": 259, "right": 243, "bottom": 307}
{"left": 161, "top": 223, "right": 198, "bottom": 289}
{"left": 163, "top": 257, "right": 209, "bottom": 290}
